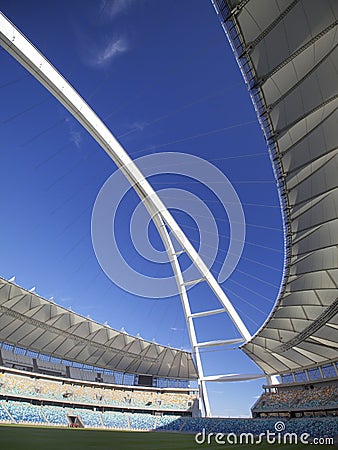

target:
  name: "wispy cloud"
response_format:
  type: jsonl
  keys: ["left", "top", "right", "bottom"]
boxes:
{"left": 93, "top": 37, "right": 128, "bottom": 66}
{"left": 65, "top": 116, "right": 82, "bottom": 148}
{"left": 102, "top": 0, "right": 137, "bottom": 19}
{"left": 118, "top": 120, "right": 149, "bottom": 139}
{"left": 70, "top": 130, "right": 82, "bottom": 148}
{"left": 129, "top": 121, "right": 147, "bottom": 132}
{"left": 79, "top": 1, "right": 132, "bottom": 68}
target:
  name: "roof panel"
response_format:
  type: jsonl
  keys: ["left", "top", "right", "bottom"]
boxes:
{"left": 213, "top": 0, "right": 338, "bottom": 374}
{"left": 0, "top": 277, "right": 197, "bottom": 379}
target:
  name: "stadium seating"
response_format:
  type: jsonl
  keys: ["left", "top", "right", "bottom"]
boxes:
{"left": 42, "top": 405, "right": 68, "bottom": 426}
{"left": 179, "top": 416, "right": 338, "bottom": 438}
{"left": 1, "top": 369, "right": 337, "bottom": 440}
{"left": 73, "top": 408, "right": 102, "bottom": 427}
{"left": 253, "top": 384, "right": 338, "bottom": 414}
{"left": 210, "top": 418, "right": 281, "bottom": 435}
{"left": 0, "top": 371, "right": 196, "bottom": 412}
{"left": 180, "top": 417, "right": 221, "bottom": 433}
{"left": 5, "top": 400, "right": 46, "bottom": 424}
{"left": 155, "top": 415, "right": 185, "bottom": 431}
{"left": 293, "top": 385, "right": 337, "bottom": 410}
{"left": 0, "top": 397, "right": 337, "bottom": 439}
{"left": 129, "top": 412, "right": 156, "bottom": 430}
{"left": 255, "top": 389, "right": 298, "bottom": 410}
{"left": 102, "top": 411, "right": 129, "bottom": 429}
{"left": 0, "top": 400, "right": 12, "bottom": 422}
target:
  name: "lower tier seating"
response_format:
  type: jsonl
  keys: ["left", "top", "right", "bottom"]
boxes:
{"left": 0, "top": 399, "right": 337, "bottom": 438}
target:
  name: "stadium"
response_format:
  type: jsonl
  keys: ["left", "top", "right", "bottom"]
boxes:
{"left": 0, "top": 0, "right": 337, "bottom": 448}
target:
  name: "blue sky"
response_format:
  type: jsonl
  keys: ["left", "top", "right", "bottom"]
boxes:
{"left": 0, "top": 0, "right": 284, "bottom": 416}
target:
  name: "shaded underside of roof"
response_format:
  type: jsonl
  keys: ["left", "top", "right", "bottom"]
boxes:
{"left": 212, "top": 0, "right": 338, "bottom": 374}
{"left": 0, "top": 277, "right": 197, "bottom": 379}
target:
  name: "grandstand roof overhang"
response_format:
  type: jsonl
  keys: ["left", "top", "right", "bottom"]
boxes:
{"left": 0, "top": 277, "right": 197, "bottom": 379}
{"left": 212, "top": 0, "right": 338, "bottom": 375}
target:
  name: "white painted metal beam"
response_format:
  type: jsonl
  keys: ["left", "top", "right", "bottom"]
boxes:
{"left": 181, "top": 278, "right": 204, "bottom": 287}
{"left": 153, "top": 214, "right": 211, "bottom": 417}
{"left": 202, "top": 373, "right": 265, "bottom": 382}
{"left": 195, "top": 338, "right": 245, "bottom": 348}
{"left": 189, "top": 308, "right": 226, "bottom": 319}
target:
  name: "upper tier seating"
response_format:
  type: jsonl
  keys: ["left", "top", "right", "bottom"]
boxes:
{"left": 0, "top": 371, "right": 196, "bottom": 412}
{"left": 253, "top": 385, "right": 338, "bottom": 412}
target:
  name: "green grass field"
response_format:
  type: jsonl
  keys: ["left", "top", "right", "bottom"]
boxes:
{"left": 0, "top": 425, "right": 335, "bottom": 450}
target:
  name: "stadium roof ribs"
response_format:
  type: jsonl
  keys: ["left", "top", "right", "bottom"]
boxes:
{"left": 0, "top": 276, "right": 197, "bottom": 379}
{"left": 212, "top": 0, "right": 338, "bottom": 374}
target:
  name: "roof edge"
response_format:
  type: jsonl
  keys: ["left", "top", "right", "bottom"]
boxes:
{"left": 0, "top": 275, "right": 193, "bottom": 357}
{"left": 211, "top": 0, "right": 291, "bottom": 348}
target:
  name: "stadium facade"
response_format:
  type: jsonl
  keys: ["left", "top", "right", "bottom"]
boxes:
{"left": 0, "top": 0, "right": 337, "bottom": 431}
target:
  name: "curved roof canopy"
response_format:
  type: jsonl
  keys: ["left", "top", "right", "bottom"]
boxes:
{"left": 0, "top": 277, "right": 197, "bottom": 379}
{"left": 212, "top": 0, "right": 338, "bottom": 375}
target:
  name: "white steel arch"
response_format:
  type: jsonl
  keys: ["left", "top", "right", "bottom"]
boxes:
{"left": 0, "top": 12, "right": 252, "bottom": 416}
